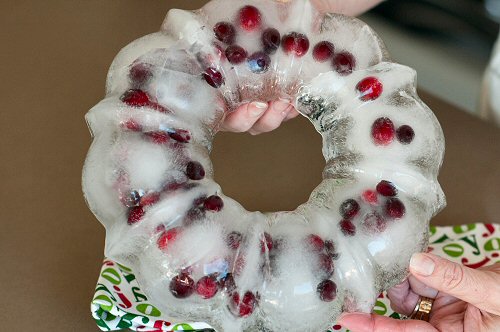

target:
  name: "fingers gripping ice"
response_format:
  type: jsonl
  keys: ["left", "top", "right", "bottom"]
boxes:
{"left": 82, "top": 0, "right": 445, "bottom": 331}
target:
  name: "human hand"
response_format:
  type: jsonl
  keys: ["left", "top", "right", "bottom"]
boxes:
{"left": 220, "top": 0, "right": 383, "bottom": 134}
{"left": 338, "top": 253, "right": 500, "bottom": 331}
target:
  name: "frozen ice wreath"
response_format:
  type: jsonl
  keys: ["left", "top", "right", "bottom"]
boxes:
{"left": 82, "top": 0, "right": 446, "bottom": 331}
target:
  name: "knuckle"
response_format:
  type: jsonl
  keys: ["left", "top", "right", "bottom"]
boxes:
{"left": 441, "top": 263, "right": 465, "bottom": 291}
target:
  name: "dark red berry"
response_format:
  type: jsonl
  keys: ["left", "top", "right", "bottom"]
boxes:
{"left": 129, "top": 63, "right": 152, "bottom": 87}
{"left": 219, "top": 273, "right": 236, "bottom": 293}
{"left": 313, "top": 41, "right": 334, "bottom": 62}
{"left": 307, "top": 234, "right": 324, "bottom": 252}
{"left": 317, "top": 280, "right": 337, "bottom": 302}
{"left": 318, "top": 253, "right": 334, "bottom": 277}
{"left": 227, "top": 231, "right": 243, "bottom": 250}
{"left": 203, "top": 68, "right": 224, "bottom": 88}
{"left": 214, "top": 22, "right": 236, "bottom": 44}
{"left": 262, "top": 28, "right": 281, "bottom": 54}
{"left": 169, "top": 129, "right": 191, "bottom": 143}
{"left": 233, "top": 256, "right": 246, "bottom": 276}
{"left": 127, "top": 206, "right": 144, "bottom": 225}
{"left": 169, "top": 273, "right": 195, "bottom": 298}
{"left": 247, "top": 51, "right": 271, "bottom": 74}
{"left": 281, "top": 32, "right": 310, "bottom": 57}
{"left": 186, "top": 161, "right": 205, "bottom": 180}
{"left": 339, "top": 220, "right": 356, "bottom": 236}
{"left": 204, "top": 195, "right": 224, "bottom": 211}
{"left": 357, "top": 76, "right": 383, "bottom": 101}
{"left": 260, "top": 232, "right": 273, "bottom": 253}
{"left": 372, "top": 117, "right": 395, "bottom": 145}
{"left": 362, "top": 190, "right": 378, "bottom": 205}
{"left": 225, "top": 45, "right": 248, "bottom": 64}
{"left": 324, "top": 240, "right": 336, "bottom": 258}
{"left": 122, "top": 119, "right": 141, "bottom": 132}
{"left": 231, "top": 291, "right": 256, "bottom": 317}
{"left": 196, "top": 275, "right": 218, "bottom": 299}
{"left": 376, "top": 180, "right": 397, "bottom": 197}
{"left": 332, "top": 52, "right": 356, "bottom": 75}
{"left": 145, "top": 131, "right": 169, "bottom": 144}
{"left": 239, "top": 6, "right": 261, "bottom": 31}
{"left": 121, "top": 89, "right": 150, "bottom": 107}
{"left": 140, "top": 192, "right": 160, "bottom": 206}
{"left": 397, "top": 125, "right": 415, "bottom": 144}
{"left": 363, "top": 212, "right": 387, "bottom": 233}
{"left": 339, "top": 199, "right": 360, "bottom": 219}
{"left": 157, "top": 228, "right": 179, "bottom": 251}
{"left": 149, "top": 102, "right": 170, "bottom": 113}
{"left": 385, "top": 198, "right": 406, "bottom": 219}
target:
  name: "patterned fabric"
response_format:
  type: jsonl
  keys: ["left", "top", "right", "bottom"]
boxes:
{"left": 91, "top": 223, "right": 500, "bottom": 331}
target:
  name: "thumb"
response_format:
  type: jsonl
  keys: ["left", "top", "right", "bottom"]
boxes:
{"left": 409, "top": 253, "right": 499, "bottom": 314}
{"left": 337, "top": 312, "right": 437, "bottom": 332}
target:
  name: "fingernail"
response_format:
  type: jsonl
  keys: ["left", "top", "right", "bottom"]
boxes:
{"left": 250, "top": 102, "right": 268, "bottom": 117}
{"left": 410, "top": 253, "right": 435, "bottom": 276}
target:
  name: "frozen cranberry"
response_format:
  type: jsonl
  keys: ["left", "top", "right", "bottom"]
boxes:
{"left": 129, "top": 63, "right": 152, "bottom": 87}
{"left": 363, "top": 212, "right": 387, "bottom": 233}
{"left": 213, "top": 22, "right": 236, "bottom": 44}
{"left": 186, "top": 161, "right": 205, "bottom": 180}
{"left": 371, "top": 117, "right": 395, "bottom": 145}
{"left": 144, "top": 131, "right": 169, "bottom": 144}
{"left": 313, "top": 41, "right": 334, "bottom": 62}
{"left": 317, "top": 280, "right": 337, "bottom": 302}
{"left": 356, "top": 77, "right": 383, "bottom": 101}
{"left": 397, "top": 125, "right": 415, "bottom": 144}
{"left": 324, "top": 240, "right": 336, "bottom": 258}
{"left": 227, "top": 231, "right": 243, "bottom": 250}
{"left": 121, "top": 190, "right": 142, "bottom": 207}
{"left": 385, "top": 198, "right": 406, "bottom": 219}
{"left": 140, "top": 192, "right": 160, "bottom": 206}
{"left": 122, "top": 119, "right": 141, "bottom": 132}
{"left": 204, "top": 195, "right": 224, "bottom": 211}
{"left": 339, "top": 199, "right": 360, "bottom": 219}
{"left": 169, "top": 129, "right": 191, "bottom": 143}
{"left": 262, "top": 28, "right": 281, "bottom": 54}
{"left": 332, "top": 52, "right": 356, "bottom": 75}
{"left": 219, "top": 273, "right": 236, "bottom": 293}
{"left": 233, "top": 256, "right": 246, "bottom": 276}
{"left": 169, "top": 273, "right": 195, "bottom": 298}
{"left": 339, "top": 220, "right": 356, "bottom": 236}
{"left": 157, "top": 228, "right": 179, "bottom": 251}
{"left": 149, "top": 102, "right": 170, "bottom": 114}
{"left": 196, "top": 275, "right": 219, "bottom": 299}
{"left": 203, "top": 67, "right": 224, "bottom": 88}
{"left": 247, "top": 51, "right": 271, "bottom": 74}
{"left": 127, "top": 206, "right": 144, "bottom": 225}
{"left": 239, "top": 6, "right": 261, "bottom": 31}
{"left": 281, "top": 32, "right": 310, "bottom": 57}
{"left": 121, "top": 89, "right": 150, "bottom": 107}
{"left": 362, "top": 190, "right": 378, "bottom": 205}
{"left": 318, "top": 253, "right": 334, "bottom": 277}
{"left": 232, "top": 291, "right": 257, "bottom": 317}
{"left": 260, "top": 232, "right": 273, "bottom": 253}
{"left": 307, "top": 234, "right": 324, "bottom": 252}
{"left": 225, "top": 45, "right": 248, "bottom": 64}
{"left": 376, "top": 180, "right": 397, "bottom": 197}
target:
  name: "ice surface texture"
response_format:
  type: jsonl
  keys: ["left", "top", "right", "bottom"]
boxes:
{"left": 82, "top": 1, "right": 446, "bottom": 331}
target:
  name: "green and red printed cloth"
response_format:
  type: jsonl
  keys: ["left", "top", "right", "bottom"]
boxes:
{"left": 92, "top": 223, "right": 500, "bottom": 332}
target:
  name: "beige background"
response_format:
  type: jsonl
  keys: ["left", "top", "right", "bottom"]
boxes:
{"left": 1, "top": 1, "right": 499, "bottom": 331}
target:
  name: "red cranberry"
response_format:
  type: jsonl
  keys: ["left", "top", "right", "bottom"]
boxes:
{"left": 239, "top": 6, "right": 261, "bottom": 31}
{"left": 313, "top": 41, "right": 334, "bottom": 62}
{"left": 186, "top": 161, "right": 205, "bottom": 180}
{"left": 376, "top": 180, "right": 397, "bottom": 197}
{"left": 262, "top": 28, "right": 281, "bottom": 54}
{"left": 362, "top": 190, "right": 378, "bottom": 205}
{"left": 129, "top": 63, "right": 152, "bottom": 87}
{"left": 149, "top": 102, "right": 170, "bottom": 114}
{"left": 157, "top": 228, "right": 179, "bottom": 251}
{"left": 169, "top": 129, "right": 191, "bottom": 143}
{"left": 281, "top": 32, "right": 310, "bottom": 57}
{"left": 339, "top": 220, "right": 356, "bottom": 236}
{"left": 232, "top": 291, "right": 257, "bottom": 317}
{"left": 397, "top": 125, "right": 415, "bottom": 144}
{"left": 324, "top": 240, "right": 336, "bottom": 258}
{"left": 363, "top": 212, "right": 387, "bottom": 233}
{"left": 203, "top": 68, "right": 224, "bottom": 88}
{"left": 140, "top": 192, "right": 160, "bottom": 206}
{"left": 260, "top": 232, "right": 273, "bottom": 253}
{"left": 339, "top": 199, "right": 360, "bottom": 219}
{"left": 169, "top": 273, "right": 195, "bottom": 298}
{"left": 317, "top": 280, "right": 337, "bottom": 302}
{"left": 121, "top": 89, "right": 150, "bottom": 107}
{"left": 219, "top": 273, "right": 236, "bottom": 293}
{"left": 356, "top": 77, "right": 383, "bottom": 101}
{"left": 332, "top": 52, "right": 356, "bottom": 75}
{"left": 122, "top": 119, "right": 141, "bottom": 132}
{"left": 227, "top": 231, "right": 243, "bottom": 250}
{"left": 247, "top": 51, "right": 271, "bottom": 74}
{"left": 371, "top": 117, "right": 395, "bottom": 145}
{"left": 204, "top": 195, "right": 224, "bottom": 211}
{"left": 127, "top": 206, "right": 144, "bottom": 225}
{"left": 307, "top": 234, "right": 325, "bottom": 252}
{"left": 233, "top": 256, "right": 246, "bottom": 276}
{"left": 144, "top": 131, "right": 169, "bottom": 144}
{"left": 213, "top": 22, "right": 236, "bottom": 44}
{"left": 318, "top": 253, "right": 334, "bottom": 277}
{"left": 196, "top": 275, "right": 218, "bottom": 299}
{"left": 225, "top": 45, "right": 248, "bottom": 64}
{"left": 385, "top": 198, "right": 406, "bottom": 219}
